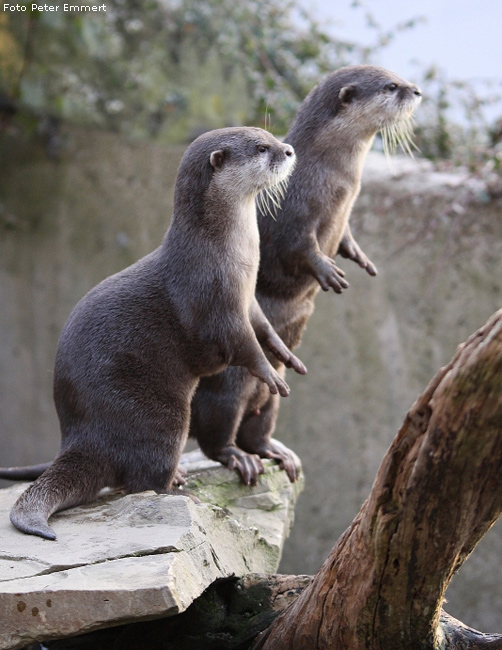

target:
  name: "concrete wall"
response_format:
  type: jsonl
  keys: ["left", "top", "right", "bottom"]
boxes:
{"left": 0, "top": 129, "right": 184, "bottom": 466}
{"left": 1, "top": 130, "right": 501, "bottom": 632}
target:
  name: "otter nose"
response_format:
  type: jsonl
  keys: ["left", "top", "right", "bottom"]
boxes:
{"left": 283, "top": 144, "right": 295, "bottom": 157}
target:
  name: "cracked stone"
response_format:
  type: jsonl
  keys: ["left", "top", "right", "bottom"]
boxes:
{"left": 0, "top": 446, "right": 303, "bottom": 650}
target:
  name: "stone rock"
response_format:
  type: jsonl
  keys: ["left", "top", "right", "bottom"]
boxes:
{"left": 45, "top": 573, "right": 314, "bottom": 650}
{"left": 0, "top": 447, "right": 303, "bottom": 650}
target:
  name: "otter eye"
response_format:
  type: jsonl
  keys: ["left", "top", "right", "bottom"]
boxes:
{"left": 387, "top": 83, "right": 398, "bottom": 91}
{"left": 257, "top": 145, "right": 268, "bottom": 153}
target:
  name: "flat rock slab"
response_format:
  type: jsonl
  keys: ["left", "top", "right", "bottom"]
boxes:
{"left": 0, "top": 446, "right": 303, "bottom": 650}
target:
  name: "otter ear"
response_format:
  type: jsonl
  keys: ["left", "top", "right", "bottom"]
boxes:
{"left": 210, "top": 150, "right": 225, "bottom": 169}
{"left": 339, "top": 86, "right": 355, "bottom": 105}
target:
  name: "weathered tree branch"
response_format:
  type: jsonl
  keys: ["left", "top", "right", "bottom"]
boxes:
{"left": 439, "top": 612, "right": 502, "bottom": 649}
{"left": 252, "top": 309, "right": 502, "bottom": 649}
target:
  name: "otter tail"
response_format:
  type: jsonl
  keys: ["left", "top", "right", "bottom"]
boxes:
{"left": 10, "top": 502, "right": 58, "bottom": 541}
{"left": 0, "top": 462, "right": 52, "bottom": 481}
{"left": 9, "top": 450, "right": 106, "bottom": 541}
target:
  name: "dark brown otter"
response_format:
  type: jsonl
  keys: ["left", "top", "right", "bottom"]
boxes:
{"left": 189, "top": 66, "right": 422, "bottom": 485}
{"left": 6, "top": 127, "right": 307, "bottom": 540}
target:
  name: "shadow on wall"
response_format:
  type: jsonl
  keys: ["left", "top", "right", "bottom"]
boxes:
{"left": 1, "top": 130, "right": 502, "bottom": 632}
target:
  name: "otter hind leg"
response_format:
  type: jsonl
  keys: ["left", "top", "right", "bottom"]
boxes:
{"left": 237, "top": 392, "right": 300, "bottom": 483}
{"left": 9, "top": 449, "right": 108, "bottom": 540}
{"left": 191, "top": 372, "right": 266, "bottom": 486}
{"left": 121, "top": 453, "right": 202, "bottom": 503}
{"left": 120, "top": 417, "right": 190, "bottom": 496}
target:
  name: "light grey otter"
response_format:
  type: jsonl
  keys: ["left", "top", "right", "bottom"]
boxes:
{"left": 6, "top": 127, "right": 307, "bottom": 540}
{"left": 188, "top": 65, "right": 422, "bottom": 485}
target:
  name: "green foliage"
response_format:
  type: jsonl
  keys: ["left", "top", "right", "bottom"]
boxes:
{"left": 1, "top": 0, "right": 501, "bottom": 164}
{"left": 0, "top": 0, "right": 371, "bottom": 140}
{"left": 413, "top": 65, "right": 502, "bottom": 170}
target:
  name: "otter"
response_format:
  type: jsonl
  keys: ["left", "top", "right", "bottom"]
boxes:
{"left": 188, "top": 66, "right": 422, "bottom": 485}
{"left": 6, "top": 127, "right": 307, "bottom": 540}
{"left": 0, "top": 66, "right": 422, "bottom": 490}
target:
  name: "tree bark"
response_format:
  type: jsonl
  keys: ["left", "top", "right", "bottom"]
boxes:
{"left": 252, "top": 309, "right": 502, "bottom": 650}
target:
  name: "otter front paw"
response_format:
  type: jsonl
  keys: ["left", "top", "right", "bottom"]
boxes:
{"left": 311, "top": 255, "right": 349, "bottom": 293}
{"left": 266, "top": 338, "right": 307, "bottom": 375}
{"left": 338, "top": 236, "right": 377, "bottom": 276}
{"left": 249, "top": 365, "right": 291, "bottom": 397}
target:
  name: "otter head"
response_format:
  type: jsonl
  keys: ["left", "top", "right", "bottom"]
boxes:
{"left": 208, "top": 128, "right": 295, "bottom": 205}
{"left": 173, "top": 127, "right": 295, "bottom": 221}
{"left": 291, "top": 65, "right": 422, "bottom": 156}
{"left": 336, "top": 66, "right": 422, "bottom": 156}
{"left": 334, "top": 65, "right": 421, "bottom": 127}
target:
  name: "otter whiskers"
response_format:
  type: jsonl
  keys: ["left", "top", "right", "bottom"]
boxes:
{"left": 257, "top": 177, "right": 290, "bottom": 220}
{"left": 381, "top": 115, "right": 418, "bottom": 160}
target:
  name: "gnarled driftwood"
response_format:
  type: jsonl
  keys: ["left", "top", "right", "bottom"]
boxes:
{"left": 252, "top": 309, "right": 502, "bottom": 649}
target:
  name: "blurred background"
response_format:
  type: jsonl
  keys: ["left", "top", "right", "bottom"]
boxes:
{"left": 1, "top": 0, "right": 502, "bottom": 633}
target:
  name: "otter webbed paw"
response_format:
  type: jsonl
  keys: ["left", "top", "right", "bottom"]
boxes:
{"left": 248, "top": 363, "right": 291, "bottom": 397}
{"left": 172, "top": 467, "right": 187, "bottom": 486}
{"left": 217, "top": 446, "right": 265, "bottom": 486}
{"left": 265, "top": 337, "right": 307, "bottom": 376}
{"left": 254, "top": 439, "right": 300, "bottom": 483}
{"left": 266, "top": 369, "right": 291, "bottom": 397}
{"left": 249, "top": 297, "right": 307, "bottom": 375}
{"left": 337, "top": 232, "right": 378, "bottom": 277}
{"left": 309, "top": 253, "right": 349, "bottom": 293}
